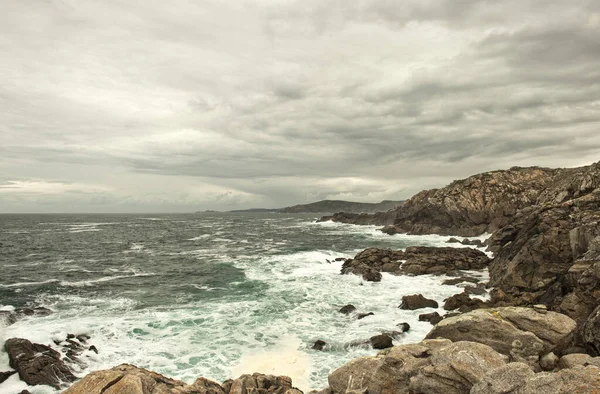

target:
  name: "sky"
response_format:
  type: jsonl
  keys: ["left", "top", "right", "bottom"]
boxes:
{"left": 1, "top": 0, "right": 600, "bottom": 213}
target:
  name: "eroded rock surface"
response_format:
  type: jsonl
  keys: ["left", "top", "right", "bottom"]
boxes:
{"left": 425, "top": 307, "right": 576, "bottom": 358}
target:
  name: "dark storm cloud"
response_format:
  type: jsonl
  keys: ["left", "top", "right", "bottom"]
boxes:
{"left": 1, "top": 0, "right": 599, "bottom": 212}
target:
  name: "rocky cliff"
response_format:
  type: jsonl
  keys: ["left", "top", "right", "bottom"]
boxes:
{"left": 320, "top": 165, "right": 572, "bottom": 236}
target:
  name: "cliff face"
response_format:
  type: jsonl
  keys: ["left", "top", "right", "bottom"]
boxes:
{"left": 321, "top": 166, "right": 562, "bottom": 236}
{"left": 389, "top": 167, "right": 562, "bottom": 236}
{"left": 486, "top": 162, "right": 600, "bottom": 340}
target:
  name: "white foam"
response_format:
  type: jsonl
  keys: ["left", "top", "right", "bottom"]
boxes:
{"left": 59, "top": 272, "right": 155, "bottom": 287}
{"left": 0, "top": 279, "right": 60, "bottom": 288}
{"left": 187, "top": 234, "right": 210, "bottom": 241}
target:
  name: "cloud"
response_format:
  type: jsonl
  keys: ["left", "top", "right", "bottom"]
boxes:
{"left": 1, "top": 0, "right": 599, "bottom": 212}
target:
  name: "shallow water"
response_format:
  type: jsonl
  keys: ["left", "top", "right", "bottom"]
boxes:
{"left": 0, "top": 213, "right": 488, "bottom": 393}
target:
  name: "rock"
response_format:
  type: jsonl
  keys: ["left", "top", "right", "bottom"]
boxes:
{"left": 582, "top": 304, "right": 600, "bottom": 356}
{"left": 558, "top": 353, "right": 600, "bottom": 369}
{"left": 63, "top": 364, "right": 298, "bottom": 394}
{"left": 62, "top": 364, "right": 225, "bottom": 394}
{"left": 339, "top": 304, "right": 356, "bottom": 315}
{"left": 418, "top": 312, "right": 441, "bottom": 323}
{"left": 0, "top": 370, "right": 17, "bottom": 384}
{"left": 474, "top": 365, "right": 600, "bottom": 394}
{"left": 328, "top": 339, "right": 453, "bottom": 394}
{"left": 399, "top": 294, "right": 438, "bottom": 310}
{"left": 463, "top": 285, "right": 487, "bottom": 296}
{"left": 229, "top": 373, "right": 294, "bottom": 394}
{"left": 470, "top": 362, "right": 535, "bottom": 394}
{"left": 340, "top": 247, "right": 489, "bottom": 279}
{"left": 398, "top": 246, "right": 490, "bottom": 275}
{"left": 369, "top": 334, "right": 393, "bottom": 350}
{"left": 313, "top": 340, "right": 327, "bottom": 351}
{"left": 426, "top": 307, "right": 576, "bottom": 358}
{"left": 356, "top": 312, "right": 374, "bottom": 320}
{"left": 0, "top": 307, "right": 52, "bottom": 326}
{"left": 443, "top": 292, "right": 484, "bottom": 311}
{"left": 446, "top": 237, "right": 461, "bottom": 244}
{"left": 396, "top": 322, "right": 410, "bottom": 332}
{"left": 441, "top": 276, "right": 479, "bottom": 285}
{"left": 4, "top": 338, "right": 76, "bottom": 389}
{"left": 540, "top": 352, "right": 559, "bottom": 371}
{"left": 409, "top": 341, "right": 506, "bottom": 394}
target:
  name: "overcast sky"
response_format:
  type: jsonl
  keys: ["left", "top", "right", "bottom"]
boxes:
{"left": 1, "top": 0, "right": 600, "bottom": 213}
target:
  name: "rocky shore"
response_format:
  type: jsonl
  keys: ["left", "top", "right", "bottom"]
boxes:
{"left": 2, "top": 161, "right": 600, "bottom": 393}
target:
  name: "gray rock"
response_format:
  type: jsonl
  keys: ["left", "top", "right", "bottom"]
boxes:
{"left": 408, "top": 341, "right": 506, "bottom": 394}
{"left": 425, "top": 307, "right": 576, "bottom": 358}
{"left": 540, "top": 352, "right": 559, "bottom": 371}
{"left": 471, "top": 362, "right": 534, "bottom": 394}
{"left": 558, "top": 353, "right": 600, "bottom": 369}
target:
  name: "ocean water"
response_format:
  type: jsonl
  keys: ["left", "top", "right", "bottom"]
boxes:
{"left": 0, "top": 213, "right": 489, "bottom": 393}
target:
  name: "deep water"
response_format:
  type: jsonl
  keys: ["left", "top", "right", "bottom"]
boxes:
{"left": 0, "top": 213, "right": 488, "bottom": 393}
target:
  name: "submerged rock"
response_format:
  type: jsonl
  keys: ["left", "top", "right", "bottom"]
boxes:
{"left": 338, "top": 304, "right": 356, "bottom": 315}
{"left": 312, "top": 340, "right": 327, "bottom": 351}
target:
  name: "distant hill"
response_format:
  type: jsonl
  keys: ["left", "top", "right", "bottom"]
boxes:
{"left": 279, "top": 199, "right": 404, "bottom": 214}
{"left": 227, "top": 200, "right": 403, "bottom": 214}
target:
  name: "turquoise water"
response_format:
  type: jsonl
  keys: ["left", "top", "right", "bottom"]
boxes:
{"left": 0, "top": 213, "right": 488, "bottom": 393}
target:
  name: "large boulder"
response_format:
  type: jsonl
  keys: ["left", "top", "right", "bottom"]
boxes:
{"left": 425, "top": 307, "right": 576, "bottom": 358}
{"left": 399, "top": 294, "right": 438, "bottom": 310}
{"left": 4, "top": 338, "right": 76, "bottom": 389}
{"left": 328, "top": 339, "right": 506, "bottom": 394}
{"left": 408, "top": 341, "right": 506, "bottom": 394}
{"left": 328, "top": 339, "right": 451, "bottom": 394}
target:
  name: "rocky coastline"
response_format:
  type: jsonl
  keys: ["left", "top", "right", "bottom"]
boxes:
{"left": 2, "top": 161, "right": 600, "bottom": 393}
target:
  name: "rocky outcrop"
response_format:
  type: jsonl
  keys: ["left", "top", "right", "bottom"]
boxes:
{"left": 425, "top": 307, "right": 576, "bottom": 360}
{"left": 321, "top": 166, "right": 563, "bottom": 236}
{"left": 4, "top": 338, "right": 77, "bottom": 389}
{"left": 340, "top": 247, "right": 490, "bottom": 280}
{"left": 63, "top": 364, "right": 299, "bottom": 394}
{"left": 484, "top": 163, "right": 600, "bottom": 345}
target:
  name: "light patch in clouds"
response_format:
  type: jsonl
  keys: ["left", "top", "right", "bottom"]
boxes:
{"left": 1, "top": 0, "right": 599, "bottom": 212}
{"left": 0, "top": 180, "right": 109, "bottom": 195}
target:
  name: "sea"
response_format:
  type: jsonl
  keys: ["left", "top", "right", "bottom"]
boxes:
{"left": 0, "top": 213, "right": 489, "bottom": 393}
